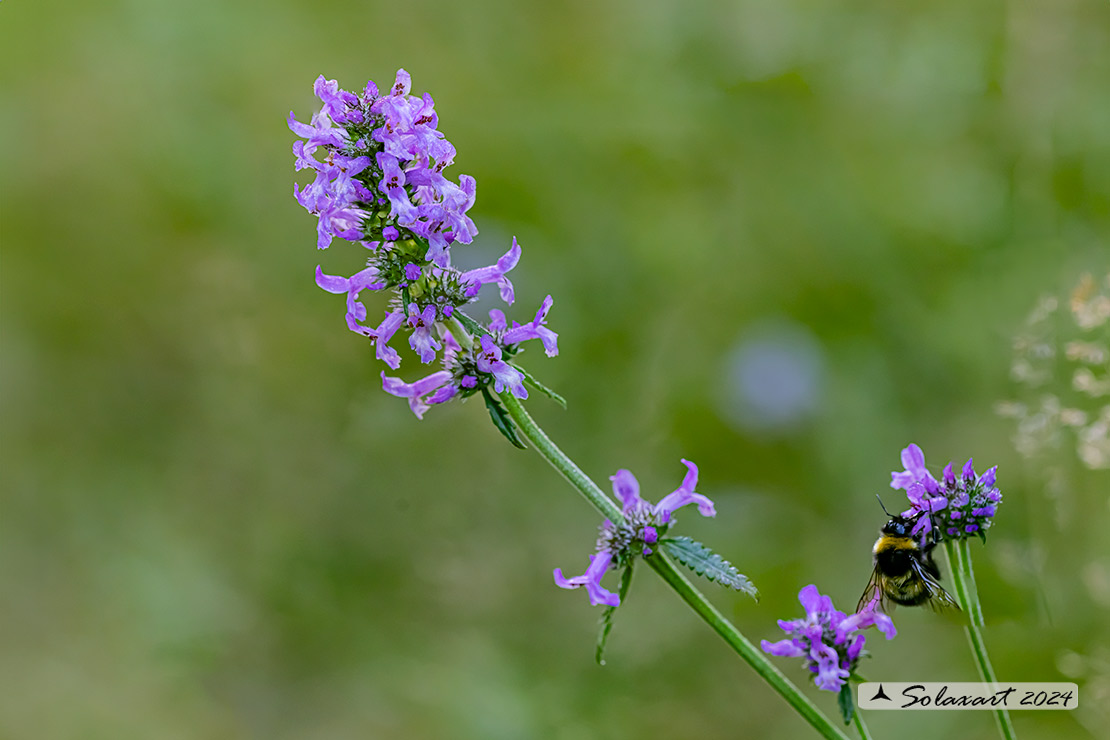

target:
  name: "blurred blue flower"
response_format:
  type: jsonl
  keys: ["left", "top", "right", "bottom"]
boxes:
{"left": 722, "top": 320, "right": 824, "bottom": 435}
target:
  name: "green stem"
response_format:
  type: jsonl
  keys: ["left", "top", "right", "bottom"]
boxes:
{"left": 498, "top": 390, "right": 849, "bottom": 740}
{"left": 851, "top": 708, "right": 873, "bottom": 740}
{"left": 958, "top": 538, "right": 985, "bottom": 628}
{"left": 943, "top": 539, "right": 1017, "bottom": 740}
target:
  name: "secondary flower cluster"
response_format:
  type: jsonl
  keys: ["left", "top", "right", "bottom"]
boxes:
{"left": 762, "top": 585, "right": 896, "bottom": 692}
{"left": 554, "top": 460, "right": 716, "bottom": 607}
{"left": 891, "top": 444, "right": 1003, "bottom": 540}
{"left": 291, "top": 71, "right": 558, "bottom": 416}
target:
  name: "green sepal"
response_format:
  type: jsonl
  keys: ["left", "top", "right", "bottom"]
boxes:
{"left": 977, "top": 530, "right": 988, "bottom": 545}
{"left": 849, "top": 672, "right": 868, "bottom": 683}
{"left": 660, "top": 537, "right": 759, "bottom": 600}
{"left": 481, "top": 387, "right": 526, "bottom": 448}
{"left": 595, "top": 565, "right": 634, "bottom": 666}
{"left": 512, "top": 363, "right": 567, "bottom": 409}
{"left": 837, "top": 682, "right": 855, "bottom": 725}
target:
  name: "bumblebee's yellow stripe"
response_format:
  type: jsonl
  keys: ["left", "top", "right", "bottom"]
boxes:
{"left": 873, "top": 536, "right": 919, "bottom": 555}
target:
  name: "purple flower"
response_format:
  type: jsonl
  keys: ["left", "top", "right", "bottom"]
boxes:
{"left": 406, "top": 303, "right": 441, "bottom": 363}
{"left": 476, "top": 335, "right": 527, "bottom": 398}
{"left": 554, "top": 461, "right": 716, "bottom": 606}
{"left": 502, "top": 295, "right": 559, "bottom": 357}
{"left": 371, "top": 310, "right": 405, "bottom": 369}
{"left": 902, "top": 480, "right": 948, "bottom": 539}
{"left": 761, "top": 585, "right": 896, "bottom": 693}
{"left": 461, "top": 237, "right": 521, "bottom": 304}
{"left": 314, "top": 265, "right": 385, "bottom": 332}
{"left": 890, "top": 443, "right": 940, "bottom": 495}
{"left": 380, "top": 370, "right": 454, "bottom": 419}
{"left": 890, "top": 444, "right": 1003, "bottom": 541}
{"left": 313, "top": 75, "right": 360, "bottom": 124}
{"left": 487, "top": 308, "right": 508, "bottom": 332}
{"left": 554, "top": 552, "right": 620, "bottom": 607}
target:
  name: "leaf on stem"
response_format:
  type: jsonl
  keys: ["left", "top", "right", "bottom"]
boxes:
{"left": 660, "top": 537, "right": 759, "bottom": 600}
{"left": 454, "top": 310, "right": 489, "bottom": 339}
{"left": 595, "top": 565, "right": 634, "bottom": 665}
{"left": 837, "top": 683, "right": 854, "bottom": 725}
{"left": 513, "top": 363, "right": 567, "bottom": 409}
{"left": 481, "top": 387, "right": 526, "bottom": 448}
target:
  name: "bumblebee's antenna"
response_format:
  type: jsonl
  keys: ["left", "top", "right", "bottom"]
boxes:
{"left": 875, "top": 494, "right": 893, "bottom": 518}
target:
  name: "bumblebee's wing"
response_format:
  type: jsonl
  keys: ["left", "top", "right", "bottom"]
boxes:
{"left": 909, "top": 557, "right": 961, "bottom": 612}
{"left": 857, "top": 567, "right": 892, "bottom": 614}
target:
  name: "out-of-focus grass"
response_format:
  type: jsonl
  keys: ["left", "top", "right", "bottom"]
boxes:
{"left": 1, "top": 1, "right": 1107, "bottom": 738}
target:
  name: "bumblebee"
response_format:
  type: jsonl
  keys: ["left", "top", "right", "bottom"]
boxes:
{"left": 857, "top": 503, "right": 960, "bottom": 614}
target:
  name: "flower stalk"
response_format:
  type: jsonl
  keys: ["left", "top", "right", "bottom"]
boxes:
{"left": 497, "top": 390, "right": 850, "bottom": 740}
{"left": 851, "top": 709, "right": 873, "bottom": 740}
{"left": 944, "top": 539, "right": 1017, "bottom": 740}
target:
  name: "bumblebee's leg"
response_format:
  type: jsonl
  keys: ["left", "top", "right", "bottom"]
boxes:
{"left": 921, "top": 547, "right": 942, "bottom": 580}
{"left": 928, "top": 511, "right": 942, "bottom": 548}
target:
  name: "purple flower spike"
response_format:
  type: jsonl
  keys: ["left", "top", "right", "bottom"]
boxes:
{"left": 553, "top": 552, "right": 621, "bottom": 607}
{"left": 889, "top": 444, "right": 1004, "bottom": 542}
{"left": 762, "top": 584, "right": 895, "bottom": 693}
{"left": 654, "top": 459, "right": 715, "bottom": 523}
{"left": 476, "top": 335, "right": 527, "bottom": 398}
{"left": 294, "top": 73, "right": 558, "bottom": 419}
{"left": 461, "top": 237, "right": 521, "bottom": 304}
{"left": 381, "top": 370, "right": 453, "bottom": 419}
{"left": 502, "top": 295, "right": 559, "bottom": 357}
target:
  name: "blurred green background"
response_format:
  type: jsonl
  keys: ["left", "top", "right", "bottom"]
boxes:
{"left": 2, "top": 0, "right": 1108, "bottom": 738}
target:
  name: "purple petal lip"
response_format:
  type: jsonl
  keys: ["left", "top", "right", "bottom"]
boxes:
{"left": 654, "top": 459, "right": 715, "bottom": 523}
{"left": 553, "top": 552, "right": 620, "bottom": 607}
{"left": 609, "top": 469, "right": 643, "bottom": 511}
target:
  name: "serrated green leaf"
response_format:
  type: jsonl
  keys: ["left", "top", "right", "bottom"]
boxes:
{"left": 481, "top": 388, "right": 526, "bottom": 448}
{"left": 595, "top": 565, "right": 633, "bottom": 665}
{"left": 837, "top": 683, "right": 854, "bottom": 725}
{"left": 660, "top": 537, "right": 759, "bottom": 600}
{"left": 512, "top": 363, "right": 567, "bottom": 409}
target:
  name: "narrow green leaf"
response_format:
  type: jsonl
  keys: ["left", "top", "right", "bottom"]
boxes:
{"left": 660, "top": 536, "right": 759, "bottom": 600}
{"left": 837, "top": 683, "right": 854, "bottom": 725}
{"left": 512, "top": 363, "right": 567, "bottom": 409}
{"left": 595, "top": 565, "right": 633, "bottom": 665}
{"left": 481, "top": 388, "right": 526, "bottom": 448}
{"left": 454, "top": 311, "right": 489, "bottom": 339}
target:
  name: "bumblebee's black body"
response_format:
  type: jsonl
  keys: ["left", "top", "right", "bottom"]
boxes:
{"left": 858, "top": 514, "right": 960, "bottom": 613}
